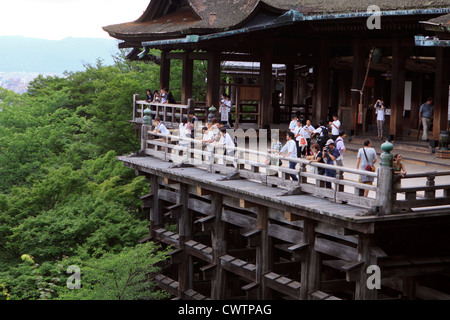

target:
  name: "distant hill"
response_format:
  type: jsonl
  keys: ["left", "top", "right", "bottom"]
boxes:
{"left": 0, "top": 36, "right": 121, "bottom": 74}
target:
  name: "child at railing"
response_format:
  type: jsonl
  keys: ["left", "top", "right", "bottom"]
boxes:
{"left": 153, "top": 117, "right": 170, "bottom": 150}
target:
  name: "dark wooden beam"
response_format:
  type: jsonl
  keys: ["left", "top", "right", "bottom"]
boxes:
{"left": 160, "top": 50, "right": 171, "bottom": 91}
{"left": 351, "top": 38, "right": 366, "bottom": 134}
{"left": 259, "top": 39, "right": 274, "bottom": 128}
{"left": 206, "top": 50, "right": 221, "bottom": 109}
{"left": 181, "top": 51, "right": 194, "bottom": 104}
{"left": 410, "top": 72, "right": 423, "bottom": 130}
{"left": 389, "top": 38, "right": 406, "bottom": 140}
{"left": 433, "top": 47, "right": 450, "bottom": 140}
{"left": 315, "top": 41, "right": 331, "bottom": 123}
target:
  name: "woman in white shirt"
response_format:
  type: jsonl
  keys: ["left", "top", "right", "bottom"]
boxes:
{"left": 374, "top": 99, "right": 385, "bottom": 140}
{"left": 178, "top": 117, "right": 190, "bottom": 147}
{"left": 356, "top": 139, "right": 378, "bottom": 197}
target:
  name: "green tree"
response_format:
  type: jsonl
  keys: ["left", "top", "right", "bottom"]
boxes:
{"left": 57, "top": 242, "right": 171, "bottom": 300}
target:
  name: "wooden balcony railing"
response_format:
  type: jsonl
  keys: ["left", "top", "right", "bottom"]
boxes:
{"left": 132, "top": 94, "right": 207, "bottom": 128}
{"left": 136, "top": 123, "right": 450, "bottom": 215}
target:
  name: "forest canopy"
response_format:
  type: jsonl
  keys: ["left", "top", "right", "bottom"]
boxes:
{"left": 0, "top": 51, "right": 197, "bottom": 300}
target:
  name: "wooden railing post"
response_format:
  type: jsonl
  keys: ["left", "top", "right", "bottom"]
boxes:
{"left": 133, "top": 94, "right": 140, "bottom": 122}
{"left": 425, "top": 175, "right": 436, "bottom": 199}
{"left": 377, "top": 141, "right": 394, "bottom": 215}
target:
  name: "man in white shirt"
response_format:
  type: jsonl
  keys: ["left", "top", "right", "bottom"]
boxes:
{"left": 153, "top": 117, "right": 170, "bottom": 149}
{"left": 218, "top": 128, "right": 235, "bottom": 167}
{"left": 329, "top": 114, "right": 341, "bottom": 141}
{"left": 289, "top": 114, "right": 298, "bottom": 132}
{"left": 153, "top": 117, "right": 170, "bottom": 135}
{"left": 277, "top": 131, "right": 298, "bottom": 181}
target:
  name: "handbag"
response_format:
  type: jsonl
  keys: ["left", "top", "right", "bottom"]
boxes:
{"left": 299, "top": 136, "right": 307, "bottom": 146}
{"left": 363, "top": 148, "right": 375, "bottom": 172}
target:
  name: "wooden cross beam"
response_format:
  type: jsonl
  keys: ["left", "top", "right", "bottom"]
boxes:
{"left": 242, "top": 229, "right": 262, "bottom": 247}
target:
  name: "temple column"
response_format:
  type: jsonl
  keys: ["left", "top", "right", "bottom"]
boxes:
{"left": 410, "top": 72, "right": 423, "bottom": 130}
{"left": 389, "top": 38, "right": 406, "bottom": 141}
{"left": 433, "top": 47, "right": 450, "bottom": 141}
{"left": 206, "top": 50, "right": 221, "bottom": 110}
{"left": 160, "top": 50, "right": 171, "bottom": 91}
{"left": 315, "top": 41, "right": 330, "bottom": 123}
{"left": 259, "top": 40, "right": 274, "bottom": 128}
{"left": 351, "top": 39, "right": 366, "bottom": 135}
{"left": 181, "top": 50, "right": 194, "bottom": 104}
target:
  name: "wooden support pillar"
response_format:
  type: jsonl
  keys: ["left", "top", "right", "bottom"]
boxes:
{"left": 206, "top": 50, "right": 221, "bottom": 110}
{"left": 260, "top": 41, "right": 274, "bottom": 128}
{"left": 315, "top": 41, "right": 330, "bottom": 123}
{"left": 178, "top": 183, "right": 193, "bottom": 296}
{"left": 160, "top": 50, "right": 171, "bottom": 91}
{"left": 351, "top": 39, "right": 365, "bottom": 135}
{"left": 389, "top": 38, "right": 406, "bottom": 141}
{"left": 150, "top": 175, "right": 162, "bottom": 239}
{"left": 211, "top": 194, "right": 227, "bottom": 299}
{"left": 355, "top": 235, "right": 378, "bottom": 300}
{"left": 433, "top": 47, "right": 450, "bottom": 140}
{"left": 285, "top": 63, "right": 295, "bottom": 106}
{"left": 181, "top": 50, "right": 194, "bottom": 105}
{"left": 410, "top": 73, "right": 423, "bottom": 130}
{"left": 256, "top": 206, "right": 272, "bottom": 299}
{"left": 300, "top": 220, "right": 321, "bottom": 300}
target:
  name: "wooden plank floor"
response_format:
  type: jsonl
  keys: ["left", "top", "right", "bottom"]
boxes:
{"left": 117, "top": 155, "right": 450, "bottom": 226}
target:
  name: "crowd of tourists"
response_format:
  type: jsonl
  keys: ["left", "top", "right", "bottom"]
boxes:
{"left": 148, "top": 90, "right": 407, "bottom": 189}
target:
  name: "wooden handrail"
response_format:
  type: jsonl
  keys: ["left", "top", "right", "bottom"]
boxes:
{"left": 141, "top": 129, "right": 379, "bottom": 211}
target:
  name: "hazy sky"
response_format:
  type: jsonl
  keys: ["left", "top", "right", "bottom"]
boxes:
{"left": 0, "top": 0, "right": 150, "bottom": 40}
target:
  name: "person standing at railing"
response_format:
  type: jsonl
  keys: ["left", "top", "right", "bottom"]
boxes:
{"left": 153, "top": 117, "right": 171, "bottom": 148}
{"left": 323, "top": 139, "right": 340, "bottom": 189}
{"left": 152, "top": 90, "right": 161, "bottom": 103}
{"left": 306, "top": 143, "right": 325, "bottom": 176}
{"left": 335, "top": 130, "right": 347, "bottom": 166}
{"left": 179, "top": 117, "right": 191, "bottom": 147}
{"left": 146, "top": 89, "right": 154, "bottom": 103}
{"left": 289, "top": 114, "right": 298, "bottom": 133}
{"left": 393, "top": 153, "right": 407, "bottom": 187}
{"left": 160, "top": 87, "right": 176, "bottom": 104}
{"left": 356, "top": 139, "right": 378, "bottom": 197}
{"left": 302, "top": 119, "right": 315, "bottom": 156}
{"left": 277, "top": 131, "right": 298, "bottom": 181}
{"left": 293, "top": 119, "right": 304, "bottom": 157}
{"left": 266, "top": 134, "right": 283, "bottom": 169}
{"left": 329, "top": 114, "right": 341, "bottom": 141}
{"left": 217, "top": 127, "right": 235, "bottom": 167}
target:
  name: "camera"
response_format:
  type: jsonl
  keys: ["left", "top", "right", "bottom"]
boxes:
{"left": 323, "top": 146, "right": 329, "bottom": 153}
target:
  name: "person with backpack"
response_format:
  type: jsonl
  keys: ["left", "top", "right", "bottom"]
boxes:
{"left": 312, "top": 120, "right": 329, "bottom": 150}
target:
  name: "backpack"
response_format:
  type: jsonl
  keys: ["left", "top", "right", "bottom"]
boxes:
{"left": 317, "top": 126, "right": 328, "bottom": 144}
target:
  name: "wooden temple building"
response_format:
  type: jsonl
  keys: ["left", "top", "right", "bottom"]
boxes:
{"left": 104, "top": 0, "right": 450, "bottom": 140}
{"left": 104, "top": 1, "right": 450, "bottom": 300}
